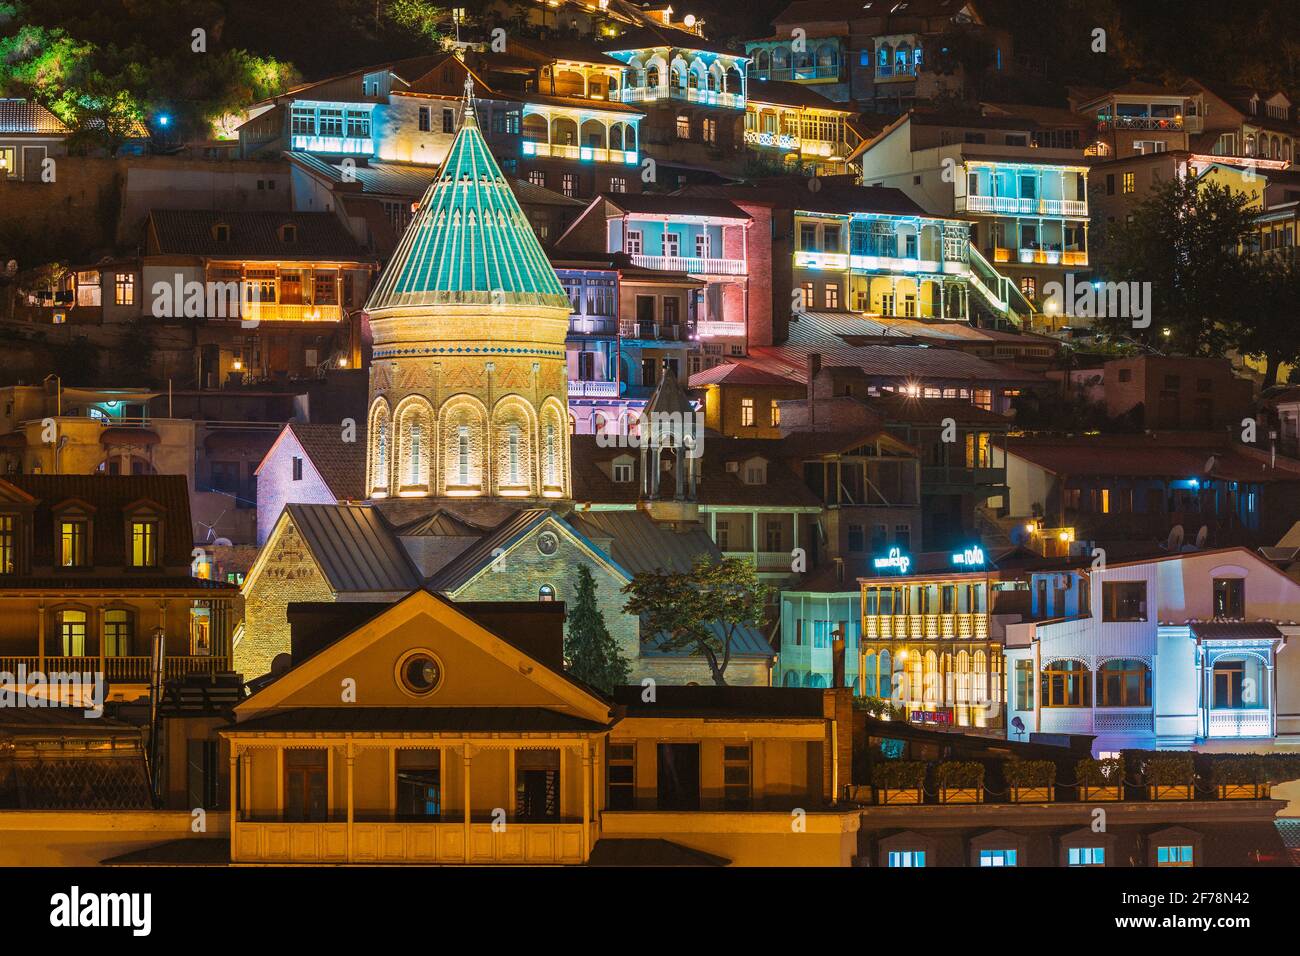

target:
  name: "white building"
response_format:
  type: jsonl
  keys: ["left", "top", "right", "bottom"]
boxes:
{"left": 1005, "top": 547, "right": 1300, "bottom": 754}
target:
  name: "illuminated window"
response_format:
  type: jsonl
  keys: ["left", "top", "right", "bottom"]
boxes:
{"left": 507, "top": 424, "right": 521, "bottom": 484}
{"left": 528, "top": 170, "right": 546, "bottom": 188}
{"left": 539, "top": 584, "right": 555, "bottom": 602}
{"left": 562, "top": 173, "right": 576, "bottom": 197}
{"left": 1156, "top": 845, "right": 1193, "bottom": 867}
{"left": 702, "top": 117, "right": 717, "bottom": 143}
{"left": 610, "top": 176, "right": 627, "bottom": 193}
{"left": 409, "top": 423, "right": 422, "bottom": 485}
{"left": 457, "top": 425, "right": 470, "bottom": 485}
{"left": 375, "top": 421, "right": 388, "bottom": 482}
{"left": 59, "top": 518, "right": 89, "bottom": 568}
{"left": 104, "top": 609, "right": 133, "bottom": 657}
{"left": 58, "top": 609, "right": 88, "bottom": 656}
{"left": 1068, "top": 846, "right": 1105, "bottom": 867}
{"left": 545, "top": 423, "right": 558, "bottom": 486}
{"left": 769, "top": 401, "right": 780, "bottom": 427}
{"left": 1122, "top": 172, "right": 1135, "bottom": 194}
{"left": 741, "top": 398, "right": 754, "bottom": 426}
{"left": 979, "top": 849, "right": 1017, "bottom": 867}
{"left": 677, "top": 114, "right": 691, "bottom": 139}
{"left": 1020, "top": 276, "right": 1036, "bottom": 297}
{"left": 114, "top": 273, "right": 135, "bottom": 306}
{"left": 825, "top": 283, "right": 839, "bottom": 309}
{"left": 0, "top": 515, "right": 14, "bottom": 574}
{"left": 888, "top": 850, "right": 925, "bottom": 867}
{"left": 1015, "top": 659, "right": 1034, "bottom": 710}
{"left": 130, "top": 518, "right": 159, "bottom": 568}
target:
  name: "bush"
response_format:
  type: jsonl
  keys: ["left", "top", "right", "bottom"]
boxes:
{"left": 935, "top": 761, "right": 984, "bottom": 789}
{"left": 1144, "top": 753, "right": 1195, "bottom": 786}
{"left": 854, "top": 696, "right": 908, "bottom": 721}
{"left": 1076, "top": 756, "right": 1123, "bottom": 786}
{"left": 1211, "top": 757, "right": 1265, "bottom": 785}
{"left": 871, "top": 760, "right": 926, "bottom": 789}
{"left": 1004, "top": 759, "right": 1056, "bottom": 788}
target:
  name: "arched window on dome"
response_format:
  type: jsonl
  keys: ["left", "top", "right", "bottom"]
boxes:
{"left": 508, "top": 424, "right": 521, "bottom": 485}
{"left": 408, "top": 423, "right": 422, "bottom": 486}
{"left": 545, "top": 422, "right": 558, "bottom": 487}
{"left": 457, "top": 425, "right": 470, "bottom": 486}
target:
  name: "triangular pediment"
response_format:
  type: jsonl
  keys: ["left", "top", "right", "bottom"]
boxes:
{"left": 235, "top": 589, "right": 611, "bottom": 724}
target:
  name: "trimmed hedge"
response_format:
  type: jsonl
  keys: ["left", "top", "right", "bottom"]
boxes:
{"left": 1004, "top": 759, "right": 1057, "bottom": 788}
{"left": 1144, "top": 753, "right": 1195, "bottom": 786}
{"left": 871, "top": 760, "right": 926, "bottom": 789}
{"left": 935, "top": 761, "right": 985, "bottom": 789}
{"left": 1076, "top": 756, "right": 1123, "bottom": 786}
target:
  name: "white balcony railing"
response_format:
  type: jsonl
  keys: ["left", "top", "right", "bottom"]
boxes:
{"left": 961, "top": 195, "right": 1088, "bottom": 218}
{"left": 1208, "top": 708, "right": 1272, "bottom": 738}
{"left": 629, "top": 254, "right": 746, "bottom": 275}
{"left": 567, "top": 380, "right": 619, "bottom": 398}
{"left": 522, "top": 141, "right": 638, "bottom": 165}
{"left": 696, "top": 320, "right": 747, "bottom": 338}
{"left": 1097, "top": 115, "right": 1184, "bottom": 131}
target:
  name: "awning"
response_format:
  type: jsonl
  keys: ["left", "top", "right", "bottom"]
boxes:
{"left": 1189, "top": 622, "right": 1286, "bottom": 642}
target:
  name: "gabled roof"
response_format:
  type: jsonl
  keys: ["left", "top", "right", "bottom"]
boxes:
{"left": 147, "top": 209, "right": 374, "bottom": 261}
{"left": 996, "top": 436, "right": 1300, "bottom": 483}
{"left": 642, "top": 365, "right": 695, "bottom": 418}
{"left": 0, "top": 98, "right": 70, "bottom": 134}
{"left": 264, "top": 423, "right": 367, "bottom": 500}
{"left": 363, "top": 90, "right": 569, "bottom": 313}
{"left": 279, "top": 503, "right": 420, "bottom": 593}
{"left": 569, "top": 509, "right": 718, "bottom": 575}
{"left": 689, "top": 364, "right": 803, "bottom": 388}
{"left": 394, "top": 509, "right": 492, "bottom": 537}
{"left": 746, "top": 79, "right": 853, "bottom": 113}
{"left": 598, "top": 192, "right": 751, "bottom": 221}
{"left": 426, "top": 508, "right": 628, "bottom": 593}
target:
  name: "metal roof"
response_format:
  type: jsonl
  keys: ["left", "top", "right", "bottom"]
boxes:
{"left": 363, "top": 94, "right": 570, "bottom": 312}
{"left": 228, "top": 706, "right": 609, "bottom": 734}
{"left": 284, "top": 503, "right": 420, "bottom": 593}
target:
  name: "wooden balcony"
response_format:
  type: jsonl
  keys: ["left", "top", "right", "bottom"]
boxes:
{"left": 239, "top": 301, "right": 342, "bottom": 323}
{"left": 862, "top": 614, "right": 989, "bottom": 641}
{"left": 0, "top": 655, "right": 228, "bottom": 683}
{"left": 232, "top": 819, "right": 589, "bottom": 864}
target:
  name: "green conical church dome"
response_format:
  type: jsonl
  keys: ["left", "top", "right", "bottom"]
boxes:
{"left": 364, "top": 88, "right": 569, "bottom": 313}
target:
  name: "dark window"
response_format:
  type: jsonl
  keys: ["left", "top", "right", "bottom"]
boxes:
{"left": 847, "top": 524, "right": 865, "bottom": 552}
{"left": 1102, "top": 581, "right": 1147, "bottom": 622}
{"left": 442, "top": 108, "right": 455, "bottom": 133}
{"left": 723, "top": 744, "right": 751, "bottom": 809}
{"left": 607, "top": 743, "right": 635, "bottom": 809}
{"left": 187, "top": 739, "right": 223, "bottom": 810}
{"left": 516, "top": 748, "right": 560, "bottom": 820}
{"left": 211, "top": 461, "right": 240, "bottom": 495}
{"left": 1041, "top": 660, "right": 1092, "bottom": 707}
{"left": 292, "top": 456, "right": 304, "bottom": 481}
{"left": 395, "top": 749, "right": 441, "bottom": 819}
{"left": 1213, "top": 578, "right": 1245, "bottom": 618}
{"left": 1099, "top": 659, "right": 1150, "bottom": 706}
{"left": 283, "top": 749, "right": 329, "bottom": 821}
{"left": 656, "top": 743, "right": 700, "bottom": 810}
{"left": 1015, "top": 659, "right": 1034, "bottom": 710}
{"left": 418, "top": 107, "right": 430, "bottom": 132}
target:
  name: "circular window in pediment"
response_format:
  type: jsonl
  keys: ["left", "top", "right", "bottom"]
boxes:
{"left": 537, "top": 530, "right": 559, "bottom": 556}
{"left": 396, "top": 649, "right": 443, "bottom": 697}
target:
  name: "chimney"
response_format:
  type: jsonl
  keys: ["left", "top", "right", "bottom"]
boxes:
{"left": 807, "top": 352, "right": 821, "bottom": 427}
{"left": 822, "top": 624, "right": 855, "bottom": 805}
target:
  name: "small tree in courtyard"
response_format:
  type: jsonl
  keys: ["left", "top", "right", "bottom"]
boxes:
{"left": 563, "top": 564, "right": 630, "bottom": 694}
{"left": 622, "top": 556, "right": 771, "bottom": 686}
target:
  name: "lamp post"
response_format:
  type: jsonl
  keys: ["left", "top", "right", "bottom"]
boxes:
{"left": 147, "top": 626, "right": 166, "bottom": 807}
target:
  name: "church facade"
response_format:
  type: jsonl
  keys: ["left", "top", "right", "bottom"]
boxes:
{"left": 362, "top": 85, "right": 573, "bottom": 504}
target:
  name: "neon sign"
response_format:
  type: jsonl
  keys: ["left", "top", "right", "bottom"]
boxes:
{"left": 873, "top": 547, "right": 911, "bottom": 574}
{"left": 951, "top": 546, "right": 985, "bottom": 567}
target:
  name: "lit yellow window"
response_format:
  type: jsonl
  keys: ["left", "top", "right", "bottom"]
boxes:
{"left": 59, "top": 519, "right": 88, "bottom": 568}
{"left": 131, "top": 519, "right": 158, "bottom": 567}
{"left": 741, "top": 398, "right": 754, "bottom": 426}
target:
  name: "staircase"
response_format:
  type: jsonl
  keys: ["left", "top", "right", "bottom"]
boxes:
{"left": 974, "top": 503, "right": 1015, "bottom": 552}
{"left": 967, "top": 246, "right": 1037, "bottom": 328}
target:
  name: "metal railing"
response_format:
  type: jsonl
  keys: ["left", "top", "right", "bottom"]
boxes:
{"left": 629, "top": 254, "right": 746, "bottom": 275}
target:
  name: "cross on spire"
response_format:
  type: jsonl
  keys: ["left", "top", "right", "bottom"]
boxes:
{"left": 462, "top": 73, "right": 475, "bottom": 121}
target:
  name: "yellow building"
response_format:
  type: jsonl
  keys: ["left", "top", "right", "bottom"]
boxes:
{"left": 222, "top": 588, "right": 859, "bottom": 866}
{"left": 744, "top": 79, "right": 862, "bottom": 177}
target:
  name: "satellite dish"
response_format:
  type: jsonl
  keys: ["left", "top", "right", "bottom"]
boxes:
{"left": 212, "top": 537, "right": 233, "bottom": 547}
{"left": 1194, "top": 525, "right": 1208, "bottom": 549}
{"left": 1202, "top": 455, "right": 1217, "bottom": 475}
{"left": 1166, "top": 524, "right": 1184, "bottom": 551}
{"left": 270, "top": 653, "right": 293, "bottom": 677}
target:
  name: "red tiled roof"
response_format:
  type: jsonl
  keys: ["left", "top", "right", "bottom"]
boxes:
{"left": 0, "top": 99, "right": 69, "bottom": 134}
{"left": 148, "top": 209, "right": 376, "bottom": 261}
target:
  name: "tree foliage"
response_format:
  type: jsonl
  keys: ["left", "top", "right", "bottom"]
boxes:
{"left": 563, "top": 564, "right": 630, "bottom": 695}
{"left": 622, "top": 556, "right": 771, "bottom": 686}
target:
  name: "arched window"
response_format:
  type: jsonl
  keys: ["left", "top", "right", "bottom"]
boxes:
{"left": 539, "top": 584, "right": 555, "bottom": 602}
{"left": 1041, "top": 659, "right": 1092, "bottom": 707}
{"left": 545, "top": 422, "right": 558, "bottom": 487}
{"left": 879, "top": 649, "right": 894, "bottom": 698}
{"left": 1099, "top": 659, "right": 1150, "bottom": 707}
{"left": 782, "top": 670, "right": 798, "bottom": 687}
{"left": 104, "top": 608, "right": 134, "bottom": 657}
{"left": 408, "top": 423, "right": 422, "bottom": 486}
{"left": 375, "top": 420, "right": 388, "bottom": 483}
{"left": 1212, "top": 656, "right": 1267, "bottom": 709}
{"left": 457, "top": 425, "right": 470, "bottom": 485}
{"left": 507, "top": 424, "right": 521, "bottom": 484}
{"left": 862, "top": 651, "right": 877, "bottom": 696}
{"left": 807, "top": 672, "right": 826, "bottom": 688}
